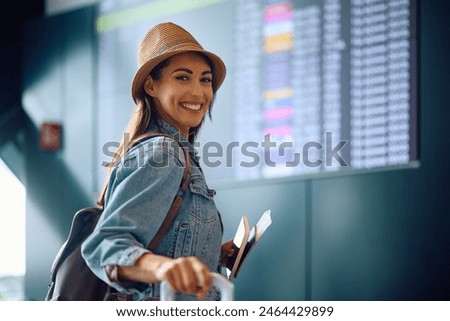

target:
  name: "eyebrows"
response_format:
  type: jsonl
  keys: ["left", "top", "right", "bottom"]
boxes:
{"left": 172, "top": 68, "right": 212, "bottom": 76}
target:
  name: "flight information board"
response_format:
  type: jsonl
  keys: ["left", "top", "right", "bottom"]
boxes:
{"left": 232, "top": 0, "right": 418, "bottom": 180}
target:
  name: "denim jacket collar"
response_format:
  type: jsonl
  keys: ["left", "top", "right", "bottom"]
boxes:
{"left": 147, "top": 117, "right": 200, "bottom": 165}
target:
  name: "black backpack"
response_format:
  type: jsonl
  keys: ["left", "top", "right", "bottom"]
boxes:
{"left": 45, "top": 133, "right": 191, "bottom": 300}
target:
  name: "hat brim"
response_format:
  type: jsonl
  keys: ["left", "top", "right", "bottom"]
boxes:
{"left": 131, "top": 49, "right": 226, "bottom": 103}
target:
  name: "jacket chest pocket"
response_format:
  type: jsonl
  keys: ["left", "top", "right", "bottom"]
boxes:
{"left": 188, "top": 174, "right": 217, "bottom": 222}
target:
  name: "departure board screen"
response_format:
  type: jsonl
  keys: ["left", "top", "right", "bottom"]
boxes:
{"left": 232, "top": 0, "right": 418, "bottom": 180}
{"left": 96, "top": 0, "right": 418, "bottom": 184}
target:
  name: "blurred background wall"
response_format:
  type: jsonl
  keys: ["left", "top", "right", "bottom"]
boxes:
{"left": 0, "top": 0, "right": 449, "bottom": 300}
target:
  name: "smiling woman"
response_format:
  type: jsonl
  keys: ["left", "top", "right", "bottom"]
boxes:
{"left": 80, "top": 22, "right": 232, "bottom": 301}
{"left": 0, "top": 159, "right": 25, "bottom": 300}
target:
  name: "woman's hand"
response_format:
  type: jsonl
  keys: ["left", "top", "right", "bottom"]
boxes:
{"left": 156, "top": 256, "right": 212, "bottom": 299}
{"left": 220, "top": 239, "right": 235, "bottom": 268}
{"left": 118, "top": 254, "right": 212, "bottom": 299}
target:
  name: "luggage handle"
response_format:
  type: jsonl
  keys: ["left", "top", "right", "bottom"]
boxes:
{"left": 160, "top": 272, "right": 234, "bottom": 301}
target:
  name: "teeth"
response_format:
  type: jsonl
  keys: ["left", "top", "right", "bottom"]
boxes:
{"left": 181, "top": 103, "right": 202, "bottom": 110}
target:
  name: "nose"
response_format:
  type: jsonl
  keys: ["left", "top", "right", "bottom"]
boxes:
{"left": 189, "top": 80, "right": 203, "bottom": 97}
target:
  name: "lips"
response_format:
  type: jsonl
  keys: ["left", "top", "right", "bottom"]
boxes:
{"left": 180, "top": 103, "right": 202, "bottom": 111}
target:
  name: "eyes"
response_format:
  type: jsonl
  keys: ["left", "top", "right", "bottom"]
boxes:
{"left": 174, "top": 73, "right": 212, "bottom": 84}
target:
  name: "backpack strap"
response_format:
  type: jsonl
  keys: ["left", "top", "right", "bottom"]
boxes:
{"left": 130, "top": 132, "right": 192, "bottom": 251}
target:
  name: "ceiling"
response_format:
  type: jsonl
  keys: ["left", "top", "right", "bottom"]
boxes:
{"left": 0, "top": 1, "right": 44, "bottom": 43}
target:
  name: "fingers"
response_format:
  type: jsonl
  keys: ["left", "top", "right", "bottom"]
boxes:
{"left": 193, "top": 260, "right": 212, "bottom": 299}
{"left": 157, "top": 257, "right": 212, "bottom": 299}
{"left": 180, "top": 260, "right": 198, "bottom": 293}
{"left": 220, "top": 239, "right": 236, "bottom": 267}
{"left": 222, "top": 239, "right": 235, "bottom": 255}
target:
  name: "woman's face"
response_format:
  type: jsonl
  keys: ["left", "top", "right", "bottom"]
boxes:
{"left": 145, "top": 52, "right": 213, "bottom": 138}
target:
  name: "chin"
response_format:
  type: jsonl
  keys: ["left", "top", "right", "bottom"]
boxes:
{"left": 188, "top": 121, "right": 203, "bottom": 129}
{"left": 188, "top": 115, "right": 206, "bottom": 128}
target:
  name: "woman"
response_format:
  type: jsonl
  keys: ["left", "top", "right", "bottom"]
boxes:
{"left": 81, "top": 22, "right": 232, "bottom": 300}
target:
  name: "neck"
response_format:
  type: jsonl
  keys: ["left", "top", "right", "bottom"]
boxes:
{"left": 180, "top": 128, "right": 189, "bottom": 140}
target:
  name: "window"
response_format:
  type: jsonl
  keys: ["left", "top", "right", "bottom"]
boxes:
{"left": 0, "top": 159, "right": 25, "bottom": 300}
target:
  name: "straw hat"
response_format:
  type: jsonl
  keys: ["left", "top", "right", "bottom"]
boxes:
{"left": 131, "top": 22, "right": 226, "bottom": 103}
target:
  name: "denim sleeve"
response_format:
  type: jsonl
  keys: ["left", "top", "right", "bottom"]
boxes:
{"left": 81, "top": 140, "right": 185, "bottom": 294}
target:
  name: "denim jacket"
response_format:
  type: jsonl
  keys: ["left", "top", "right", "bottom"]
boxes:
{"left": 81, "top": 119, "right": 223, "bottom": 300}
